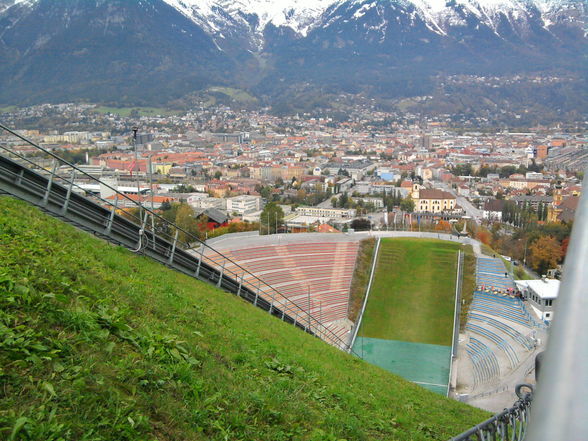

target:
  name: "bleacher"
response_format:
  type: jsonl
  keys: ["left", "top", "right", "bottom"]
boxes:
{"left": 464, "top": 255, "right": 540, "bottom": 388}
{"left": 469, "top": 313, "right": 535, "bottom": 350}
{"left": 471, "top": 291, "right": 544, "bottom": 329}
{"left": 476, "top": 257, "right": 515, "bottom": 292}
{"left": 465, "top": 323, "right": 519, "bottom": 369}
{"left": 202, "top": 242, "right": 359, "bottom": 338}
{"left": 466, "top": 337, "right": 500, "bottom": 387}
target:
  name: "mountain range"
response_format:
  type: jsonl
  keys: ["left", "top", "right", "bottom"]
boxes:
{"left": 0, "top": 0, "right": 585, "bottom": 116}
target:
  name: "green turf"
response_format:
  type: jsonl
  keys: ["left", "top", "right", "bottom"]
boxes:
{"left": 0, "top": 197, "right": 489, "bottom": 440}
{"left": 359, "top": 238, "right": 459, "bottom": 346}
{"left": 353, "top": 337, "right": 451, "bottom": 395}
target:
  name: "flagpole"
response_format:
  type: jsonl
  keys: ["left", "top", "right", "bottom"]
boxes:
{"left": 132, "top": 127, "right": 141, "bottom": 218}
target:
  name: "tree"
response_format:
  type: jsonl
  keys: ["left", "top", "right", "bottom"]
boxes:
{"left": 529, "top": 235, "right": 563, "bottom": 276}
{"left": 174, "top": 203, "right": 200, "bottom": 244}
{"left": 350, "top": 218, "right": 371, "bottom": 231}
{"left": 214, "top": 171, "right": 222, "bottom": 179}
{"left": 260, "top": 202, "right": 284, "bottom": 235}
{"left": 400, "top": 197, "right": 415, "bottom": 213}
{"left": 476, "top": 229, "right": 492, "bottom": 246}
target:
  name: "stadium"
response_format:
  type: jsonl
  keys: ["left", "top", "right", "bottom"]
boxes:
{"left": 0, "top": 125, "right": 585, "bottom": 440}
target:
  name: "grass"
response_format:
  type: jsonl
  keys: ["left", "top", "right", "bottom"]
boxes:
{"left": 460, "top": 246, "right": 476, "bottom": 332}
{"left": 92, "top": 106, "right": 180, "bottom": 117}
{"left": 514, "top": 265, "right": 535, "bottom": 280}
{"left": 359, "top": 239, "right": 460, "bottom": 346}
{"left": 347, "top": 238, "right": 376, "bottom": 323}
{"left": 0, "top": 106, "right": 18, "bottom": 113}
{"left": 0, "top": 197, "right": 489, "bottom": 440}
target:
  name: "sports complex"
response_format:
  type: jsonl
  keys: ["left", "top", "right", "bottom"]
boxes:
{"left": 204, "top": 230, "right": 547, "bottom": 409}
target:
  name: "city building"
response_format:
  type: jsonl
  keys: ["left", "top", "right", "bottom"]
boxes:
{"left": 226, "top": 195, "right": 263, "bottom": 215}
{"left": 411, "top": 184, "right": 456, "bottom": 213}
{"left": 295, "top": 206, "right": 356, "bottom": 219}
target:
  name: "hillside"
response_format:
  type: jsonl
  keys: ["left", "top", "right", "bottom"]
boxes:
{"left": 0, "top": 196, "right": 488, "bottom": 440}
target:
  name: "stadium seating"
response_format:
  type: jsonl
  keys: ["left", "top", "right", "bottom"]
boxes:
{"left": 476, "top": 257, "right": 515, "bottom": 292}
{"left": 466, "top": 323, "right": 519, "bottom": 369}
{"left": 469, "top": 313, "right": 535, "bottom": 350}
{"left": 201, "top": 242, "right": 359, "bottom": 336}
{"left": 471, "top": 291, "right": 545, "bottom": 328}
{"left": 466, "top": 337, "right": 500, "bottom": 387}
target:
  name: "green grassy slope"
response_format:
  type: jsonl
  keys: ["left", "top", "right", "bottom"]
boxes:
{"left": 359, "top": 239, "right": 460, "bottom": 345}
{"left": 0, "top": 198, "right": 488, "bottom": 440}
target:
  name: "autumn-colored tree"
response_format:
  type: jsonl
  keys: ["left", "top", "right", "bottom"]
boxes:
{"left": 435, "top": 220, "right": 451, "bottom": 231}
{"left": 476, "top": 229, "right": 491, "bottom": 246}
{"left": 529, "top": 235, "right": 563, "bottom": 276}
{"left": 561, "top": 237, "right": 570, "bottom": 259}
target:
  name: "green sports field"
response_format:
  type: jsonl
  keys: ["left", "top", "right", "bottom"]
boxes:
{"left": 354, "top": 238, "right": 462, "bottom": 394}
{"left": 360, "top": 238, "right": 460, "bottom": 345}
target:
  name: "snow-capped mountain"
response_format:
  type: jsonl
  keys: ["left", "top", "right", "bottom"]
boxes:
{"left": 157, "top": 0, "right": 583, "bottom": 50}
{"left": 0, "top": 0, "right": 584, "bottom": 108}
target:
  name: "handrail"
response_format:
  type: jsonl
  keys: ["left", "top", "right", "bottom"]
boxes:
{"left": 0, "top": 122, "right": 357, "bottom": 353}
{"left": 450, "top": 384, "right": 534, "bottom": 441}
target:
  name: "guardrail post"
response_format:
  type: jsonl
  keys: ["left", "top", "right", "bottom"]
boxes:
{"left": 61, "top": 169, "right": 76, "bottom": 214}
{"left": 105, "top": 195, "right": 118, "bottom": 235}
{"left": 168, "top": 230, "right": 179, "bottom": 264}
{"left": 149, "top": 213, "right": 156, "bottom": 250}
{"left": 237, "top": 272, "right": 244, "bottom": 298}
{"left": 41, "top": 159, "right": 58, "bottom": 206}
{"left": 195, "top": 246, "right": 204, "bottom": 278}
{"left": 217, "top": 259, "right": 226, "bottom": 287}
{"left": 15, "top": 169, "right": 24, "bottom": 186}
{"left": 259, "top": 282, "right": 269, "bottom": 312}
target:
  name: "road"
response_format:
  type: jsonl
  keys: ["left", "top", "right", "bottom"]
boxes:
{"left": 437, "top": 183, "right": 483, "bottom": 222}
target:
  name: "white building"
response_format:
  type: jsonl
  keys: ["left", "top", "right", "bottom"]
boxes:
{"left": 226, "top": 195, "right": 263, "bottom": 215}
{"left": 295, "top": 206, "right": 356, "bottom": 219}
{"left": 187, "top": 194, "right": 225, "bottom": 210}
{"left": 515, "top": 278, "right": 560, "bottom": 322}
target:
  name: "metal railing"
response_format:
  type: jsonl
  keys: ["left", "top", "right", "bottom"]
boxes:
{"left": 0, "top": 123, "right": 356, "bottom": 352}
{"left": 450, "top": 384, "right": 534, "bottom": 441}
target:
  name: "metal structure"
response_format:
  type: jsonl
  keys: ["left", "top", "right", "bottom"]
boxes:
{"left": 450, "top": 384, "right": 534, "bottom": 441}
{"left": 0, "top": 123, "right": 354, "bottom": 352}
